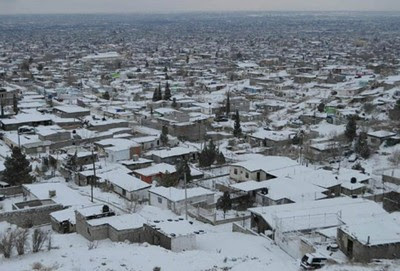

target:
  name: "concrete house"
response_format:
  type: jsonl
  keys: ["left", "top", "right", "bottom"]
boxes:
{"left": 146, "top": 146, "right": 198, "bottom": 164}
{"left": 75, "top": 205, "right": 145, "bottom": 243}
{"left": 366, "top": 130, "right": 397, "bottom": 148}
{"left": 99, "top": 169, "right": 151, "bottom": 201}
{"left": 133, "top": 163, "right": 177, "bottom": 184}
{"left": 95, "top": 138, "right": 141, "bottom": 162}
{"left": 143, "top": 218, "right": 203, "bottom": 252}
{"left": 53, "top": 105, "right": 90, "bottom": 119}
{"left": 229, "top": 155, "right": 299, "bottom": 182}
{"left": 337, "top": 215, "right": 400, "bottom": 262}
{"left": 149, "top": 187, "right": 215, "bottom": 215}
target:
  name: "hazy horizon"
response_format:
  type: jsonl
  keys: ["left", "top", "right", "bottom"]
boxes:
{"left": 1, "top": 0, "right": 400, "bottom": 15}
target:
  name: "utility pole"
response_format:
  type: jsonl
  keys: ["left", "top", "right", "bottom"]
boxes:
{"left": 184, "top": 172, "right": 188, "bottom": 220}
{"left": 91, "top": 148, "right": 96, "bottom": 203}
{"left": 17, "top": 128, "right": 21, "bottom": 148}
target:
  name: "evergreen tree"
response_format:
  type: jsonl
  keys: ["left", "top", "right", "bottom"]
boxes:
{"left": 216, "top": 152, "right": 226, "bottom": 165}
{"left": 317, "top": 103, "right": 325, "bottom": 113}
{"left": 198, "top": 140, "right": 218, "bottom": 167}
{"left": 160, "top": 126, "right": 169, "bottom": 146}
{"left": 345, "top": 117, "right": 357, "bottom": 142}
{"left": 157, "top": 83, "right": 162, "bottom": 100}
{"left": 233, "top": 110, "right": 242, "bottom": 137}
{"left": 145, "top": 60, "right": 149, "bottom": 68}
{"left": 159, "top": 171, "right": 178, "bottom": 187}
{"left": 66, "top": 152, "right": 78, "bottom": 172}
{"left": 3, "top": 147, "right": 34, "bottom": 186}
{"left": 355, "top": 132, "right": 370, "bottom": 159}
{"left": 152, "top": 87, "right": 158, "bottom": 102}
{"left": 186, "top": 55, "right": 190, "bottom": 64}
{"left": 0, "top": 100, "right": 4, "bottom": 117}
{"left": 172, "top": 98, "right": 178, "bottom": 108}
{"left": 217, "top": 191, "right": 232, "bottom": 218}
{"left": 102, "top": 92, "right": 110, "bottom": 100}
{"left": 226, "top": 92, "right": 230, "bottom": 115}
{"left": 164, "top": 82, "right": 171, "bottom": 100}
{"left": 176, "top": 159, "right": 191, "bottom": 183}
{"left": 13, "top": 95, "right": 19, "bottom": 115}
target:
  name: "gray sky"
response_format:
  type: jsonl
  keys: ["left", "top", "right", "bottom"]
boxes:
{"left": 0, "top": 0, "right": 399, "bottom": 14}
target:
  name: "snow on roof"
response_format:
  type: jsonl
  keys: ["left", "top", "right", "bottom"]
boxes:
{"left": 367, "top": 130, "right": 396, "bottom": 138}
{"left": 149, "top": 187, "right": 214, "bottom": 202}
{"left": 249, "top": 197, "right": 387, "bottom": 233}
{"left": 147, "top": 218, "right": 203, "bottom": 237}
{"left": 99, "top": 170, "right": 150, "bottom": 192}
{"left": 77, "top": 204, "right": 109, "bottom": 217}
{"left": 147, "top": 146, "right": 198, "bottom": 159}
{"left": 23, "top": 182, "right": 92, "bottom": 207}
{"left": 341, "top": 214, "right": 400, "bottom": 245}
{"left": 134, "top": 163, "right": 176, "bottom": 176}
{"left": 0, "top": 113, "right": 52, "bottom": 125}
{"left": 231, "top": 177, "right": 326, "bottom": 202}
{"left": 87, "top": 213, "right": 146, "bottom": 230}
{"left": 250, "top": 129, "right": 295, "bottom": 141}
{"left": 132, "top": 135, "right": 159, "bottom": 144}
{"left": 50, "top": 207, "right": 77, "bottom": 224}
{"left": 232, "top": 155, "right": 298, "bottom": 173}
{"left": 54, "top": 105, "right": 90, "bottom": 114}
{"left": 96, "top": 138, "right": 139, "bottom": 149}
{"left": 82, "top": 51, "right": 121, "bottom": 60}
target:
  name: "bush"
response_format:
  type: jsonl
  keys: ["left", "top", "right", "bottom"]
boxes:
{"left": 32, "top": 228, "right": 48, "bottom": 253}
{"left": 15, "top": 228, "right": 29, "bottom": 255}
{"left": 0, "top": 230, "right": 15, "bottom": 258}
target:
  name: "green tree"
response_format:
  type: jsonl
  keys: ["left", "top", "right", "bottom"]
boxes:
{"left": 216, "top": 152, "right": 226, "bottom": 165}
{"left": 66, "top": 152, "right": 78, "bottom": 172}
{"left": 345, "top": 117, "right": 357, "bottom": 142}
{"left": 164, "top": 82, "right": 171, "bottom": 100}
{"left": 226, "top": 92, "right": 231, "bottom": 115}
{"left": 355, "top": 132, "right": 370, "bottom": 159}
{"left": 3, "top": 147, "right": 34, "bottom": 186}
{"left": 160, "top": 126, "right": 169, "bottom": 146}
{"left": 102, "top": 92, "right": 110, "bottom": 100}
{"left": 233, "top": 110, "right": 242, "bottom": 137}
{"left": 176, "top": 159, "right": 191, "bottom": 183}
{"left": 198, "top": 140, "right": 218, "bottom": 167}
{"left": 172, "top": 98, "right": 178, "bottom": 108}
{"left": 13, "top": 95, "right": 19, "bottom": 115}
{"left": 159, "top": 171, "right": 178, "bottom": 187}
{"left": 217, "top": 191, "right": 232, "bottom": 218}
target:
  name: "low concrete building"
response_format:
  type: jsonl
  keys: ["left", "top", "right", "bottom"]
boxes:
{"left": 367, "top": 130, "right": 397, "bottom": 148}
{"left": 149, "top": 187, "right": 215, "bottom": 215}
{"left": 143, "top": 218, "right": 203, "bottom": 252}
{"left": 337, "top": 215, "right": 400, "bottom": 262}
{"left": 53, "top": 105, "right": 90, "bottom": 119}
{"left": 75, "top": 205, "right": 145, "bottom": 243}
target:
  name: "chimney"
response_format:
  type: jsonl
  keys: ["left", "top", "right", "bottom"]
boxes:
{"left": 49, "top": 190, "right": 56, "bottom": 198}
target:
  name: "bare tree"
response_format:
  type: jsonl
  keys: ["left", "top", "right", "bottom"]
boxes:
{"left": 388, "top": 150, "right": 400, "bottom": 166}
{"left": 15, "top": 228, "right": 29, "bottom": 255}
{"left": 0, "top": 230, "right": 15, "bottom": 258}
{"left": 32, "top": 228, "right": 48, "bottom": 253}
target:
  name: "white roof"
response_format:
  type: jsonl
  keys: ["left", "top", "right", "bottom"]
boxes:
{"left": 50, "top": 207, "right": 77, "bottom": 224}
{"left": 341, "top": 214, "right": 400, "bottom": 245}
{"left": 249, "top": 197, "right": 387, "bottom": 232}
{"left": 134, "top": 163, "right": 176, "bottom": 176}
{"left": 149, "top": 187, "right": 214, "bottom": 202}
{"left": 0, "top": 113, "right": 52, "bottom": 125}
{"left": 87, "top": 213, "right": 146, "bottom": 230}
{"left": 250, "top": 129, "right": 295, "bottom": 141}
{"left": 231, "top": 177, "right": 326, "bottom": 202}
{"left": 232, "top": 155, "right": 298, "bottom": 173}
{"left": 54, "top": 105, "right": 90, "bottom": 114}
{"left": 367, "top": 130, "right": 396, "bottom": 138}
{"left": 147, "top": 218, "right": 203, "bottom": 237}
{"left": 23, "top": 182, "right": 92, "bottom": 207}
{"left": 147, "top": 146, "right": 198, "bottom": 159}
{"left": 99, "top": 170, "right": 150, "bottom": 192}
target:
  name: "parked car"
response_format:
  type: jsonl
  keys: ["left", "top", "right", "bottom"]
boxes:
{"left": 300, "top": 253, "right": 327, "bottom": 270}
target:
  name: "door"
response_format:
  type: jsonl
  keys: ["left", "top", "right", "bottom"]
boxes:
{"left": 347, "top": 239, "right": 353, "bottom": 257}
{"left": 256, "top": 172, "right": 261, "bottom": 181}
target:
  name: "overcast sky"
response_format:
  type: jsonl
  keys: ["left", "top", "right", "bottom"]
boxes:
{"left": 0, "top": 0, "right": 400, "bottom": 14}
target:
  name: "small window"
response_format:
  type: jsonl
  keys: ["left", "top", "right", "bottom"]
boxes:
{"left": 245, "top": 173, "right": 249, "bottom": 178}
{"left": 158, "top": 197, "right": 162, "bottom": 204}
{"left": 234, "top": 169, "right": 238, "bottom": 175}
